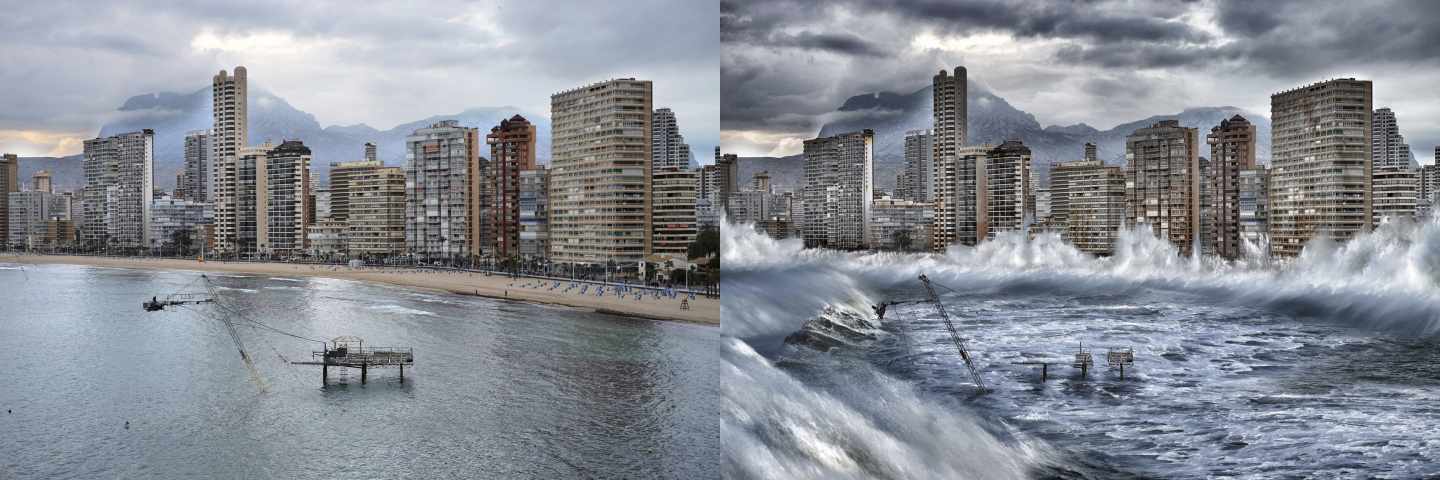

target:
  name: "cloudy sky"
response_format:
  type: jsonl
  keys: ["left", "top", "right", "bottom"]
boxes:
{"left": 0, "top": 0, "right": 718, "bottom": 161}
{"left": 722, "top": 0, "right": 1440, "bottom": 164}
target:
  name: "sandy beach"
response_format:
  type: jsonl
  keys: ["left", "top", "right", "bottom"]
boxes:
{"left": 3, "top": 255, "right": 719, "bottom": 325}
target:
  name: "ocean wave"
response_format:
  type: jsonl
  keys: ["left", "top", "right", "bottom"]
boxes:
{"left": 722, "top": 217, "right": 1440, "bottom": 340}
{"left": 722, "top": 338, "right": 1044, "bottom": 479}
{"left": 367, "top": 304, "right": 435, "bottom": 316}
{"left": 214, "top": 286, "right": 257, "bottom": 293}
{"left": 268, "top": 277, "right": 305, "bottom": 282}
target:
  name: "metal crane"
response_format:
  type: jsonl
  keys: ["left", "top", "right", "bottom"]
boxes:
{"left": 918, "top": 274, "right": 986, "bottom": 391}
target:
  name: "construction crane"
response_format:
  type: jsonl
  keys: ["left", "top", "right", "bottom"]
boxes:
{"left": 918, "top": 274, "right": 986, "bottom": 391}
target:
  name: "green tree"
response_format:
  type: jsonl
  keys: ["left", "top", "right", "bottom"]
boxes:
{"left": 688, "top": 226, "right": 719, "bottom": 260}
{"left": 170, "top": 229, "right": 195, "bottom": 257}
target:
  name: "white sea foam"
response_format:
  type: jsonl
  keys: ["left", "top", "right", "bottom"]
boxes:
{"left": 723, "top": 216, "right": 1440, "bottom": 340}
{"left": 268, "top": 277, "right": 305, "bottom": 282}
{"left": 721, "top": 339, "right": 1044, "bottom": 480}
{"left": 367, "top": 304, "right": 435, "bottom": 316}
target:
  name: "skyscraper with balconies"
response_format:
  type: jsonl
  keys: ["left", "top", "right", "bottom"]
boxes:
{"left": 82, "top": 130, "right": 153, "bottom": 250}
{"left": 1125, "top": 120, "right": 1201, "bottom": 256}
{"left": 487, "top": 115, "right": 537, "bottom": 259}
{"left": 549, "top": 78, "right": 653, "bottom": 264}
{"left": 1207, "top": 115, "right": 1257, "bottom": 259}
{"left": 652, "top": 108, "right": 691, "bottom": 170}
{"left": 802, "top": 130, "right": 873, "bottom": 249}
{"left": 0, "top": 153, "right": 16, "bottom": 246}
{"left": 933, "top": 67, "right": 968, "bottom": 162}
{"left": 1270, "top": 78, "right": 1373, "bottom": 256}
{"left": 405, "top": 120, "right": 480, "bottom": 260}
{"left": 212, "top": 66, "right": 248, "bottom": 254}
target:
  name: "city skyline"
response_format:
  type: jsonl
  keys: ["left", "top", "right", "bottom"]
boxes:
{"left": 0, "top": 0, "right": 720, "bottom": 162}
{"left": 721, "top": 0, "right": 1440, "bottom": 165}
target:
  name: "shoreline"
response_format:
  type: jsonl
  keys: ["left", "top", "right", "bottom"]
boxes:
{"left": 3, "top": 254, "right": 719, "bottom": 325}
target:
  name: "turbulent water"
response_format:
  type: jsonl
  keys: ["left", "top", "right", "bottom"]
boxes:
{"left": 0, "top": 264, "right": 718, "bottom": 478}
{"left": 721, "top": 217, "right": 1440, "bottom": 479}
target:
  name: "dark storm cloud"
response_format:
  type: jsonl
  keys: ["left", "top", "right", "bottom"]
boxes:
{"left": 722, "top": 0, "right": 1440, "bottom": 162}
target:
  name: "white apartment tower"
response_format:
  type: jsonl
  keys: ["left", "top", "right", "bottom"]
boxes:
{"left": 550, "top": 78, "right": 653, "bottom": 264}
{"left": 81, "top": 130, "right": 154, "bottom": 249}
{"left": 212, "top": 66, "right": 248, "bottom": 254}
{"left": 405, "top": 120, "right": 481, "bottom": 260}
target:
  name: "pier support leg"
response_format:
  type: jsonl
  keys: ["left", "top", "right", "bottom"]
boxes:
{"left": 1081, "top": 363, "right": 1088, "bottom": 378}
{"left": 362, "top": 363, "right": 368, "bottom": 384}
{"left": 1041, "top": 364, "right": 1047, "bottom": 382}
{"left": 1119, "top": 364, "right": 1124, "bottom": 380}
{"left": 322, "top": 362, "right": 328, "bottom": 386}
{"left": 400, "top": 364, "right": 404, "bottom": 383}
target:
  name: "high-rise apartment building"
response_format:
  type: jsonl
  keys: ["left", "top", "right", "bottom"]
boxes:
{"left": 1084, "top": 142, "right": 1098, "bottom": 163}
{"left": 1372, "top": 108, "right": 1415, "bottom": 169}
{"left": 1237, "top": 167, "right": 1269, "bottom": 255}
{"left": 717, "top": 151, "right": 738, "bottom": 217}
{"left": 329, "top": 159, "right": 382, "bottom": 224}
{"left": 899, "top": 129, "right": 933, "bottom": 203}
{"left": 1068, "top": 164, "right": 1127, "bottom": 255}
{"left": 549, "top": 78, "right": 653, "bottom": 264}
{"left": 181, "top": 130, "right": 210, "bottom": 202}
{"left": 364, "top": 142, "right": 377, "bottom": 163}
{"left": 933, "top": 67, "right": 968, "bottom": 162}
{"left": 931, "top": 145, "right": 991, "bottom": 249}
{"left": 81, "top": 130, "right": 154, "bottom": 249}
{"left": 211, "top": 66, "right": 248, "bottom": 254}
{"left": 652, "top": 108, "right": 691, "bottom": 170}
{"left": 1049, "top": 158, "right": 1103, "bottom": 241}
{"left": 982, "top": 140, "right": 1033, "bottom": 240}
{"left": 802, "top": 130, "right": 873, "bottom": 249}
{"left": 1270, "top": 78, "right": 1373, "bottom": 256}
{"left": 31, "top": 170, "right": 51, "bottom": 193}
{"left": 487, "top": 115, "right": 537, "bottom": 258}
{"left": 1206, "top": 115, "right": 1257, "bottom": 259}
{"left": 347, "top": 165, "right": 406, "bottom": 257}
{"left": 1421, "top": 160, "right": 1439, "bottom": 215}
{"left": 405, "top": 120, "right": 481, "bottom": 260}
{"left": 1372, "top": 165, "right": 1420, "bottom": 225}
{"left": 518, "top": 167, "right": 550, "bottom": 259}
{"left": 1125, "top": 120, "right": 1201, "bottom": 256}
{"left": 0, "top": 153, "right": 17, "bottom": 246}
{"left": 234, "top": 145, "right": 269, "bottom": 254}
{"left": 262, "top": 140, "right": 312, "bottom": 256}
{"left": 8, "top": 191, "right": 51, "bottom": 248}
{"left": 652, "top": 166, "right": 699, "bottom": 258}
{"left": 869, "top": 195, "right": 932, "bottom": 251}
{"left": 150, "top": 196, "right": 212, "bottom": 250}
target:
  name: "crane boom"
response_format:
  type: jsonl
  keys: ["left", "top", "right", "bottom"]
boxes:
{"left": 918, "top": 274, "right": 986, "bottom": 390}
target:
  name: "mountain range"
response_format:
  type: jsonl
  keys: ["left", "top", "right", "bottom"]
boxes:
{"left": 18, "top": 87, "right": 551, "bottom": 192}
{"left": 738, "top": 81, "right": 1271, "bottom": 193}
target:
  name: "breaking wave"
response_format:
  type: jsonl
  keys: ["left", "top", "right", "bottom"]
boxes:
{"left": 721, "top": 215, "right": 1440, "bottom": 478}
{"left": 723, "top": 217, "right": 1440, "bottom": 341}
{"left": 721, "top": 339, "right": 1044, "bottom": 480}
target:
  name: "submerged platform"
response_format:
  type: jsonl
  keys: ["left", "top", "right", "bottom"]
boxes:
{"left": 291, "top": 336, "right": 414, "bottom": 385}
